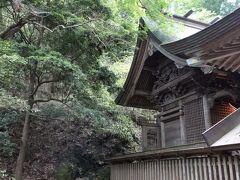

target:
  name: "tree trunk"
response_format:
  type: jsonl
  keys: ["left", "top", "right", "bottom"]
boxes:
{"left": 0, "top": 2, "right": 4, "bottom": 32}
{"left": 15, "top": 60, "right": 37, "bottom": 180}
{"left": 15, "top": 110, "right": 31, "bottom": 180}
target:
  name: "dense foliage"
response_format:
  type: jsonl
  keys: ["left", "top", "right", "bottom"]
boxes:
{"left": 0, "top": 0, "right": 239, "bottom": 179}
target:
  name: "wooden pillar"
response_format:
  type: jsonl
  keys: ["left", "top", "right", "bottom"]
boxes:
{"left": 202, "top": 95, "right": 211, "bottom": 130}
{"left": 142, "top": 125, "right": 147, "bottom": 151}
{"left": 179, "top": 100, "right": 186, "bottom": 144}
{"left": 160, "top": 121, "right": 165, "bottom": 148}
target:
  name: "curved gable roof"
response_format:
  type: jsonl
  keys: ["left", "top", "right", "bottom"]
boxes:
{"left": 116, "top": 8, "right": 240, "bottom": 108}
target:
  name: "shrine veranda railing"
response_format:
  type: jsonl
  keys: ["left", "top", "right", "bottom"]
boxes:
{"left": 110, "top": 154, "right": 240, "bottom": 180}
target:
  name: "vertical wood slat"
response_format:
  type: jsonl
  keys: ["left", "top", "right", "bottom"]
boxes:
{"left": 198, "top": 158, "right": 203, "bottom": 180}
{"left": 228, "top": 156, "right": 234, "bottom": 180}
{"left": 182, "top": 158, "right": 186, "bottom": 180}
{"left": 175, "top": 159, "right": 179, "bottom": 180}
{"left": 186, "top": 158, "right": 190, "bottom": 180}
{"left": 110, "top": 154, "right": 240, "bottom": 180}
{"left": 156, "top": 160, "right": 159, "bottom": 180}
{"left": 179, "top": 159, "right": 183, "bottom": 180}
{"left": 133, "top": 162, "right": 135, "bottom": 180}
{"left": 217, "top": 155, "right": 223, "bottom": 180}
{"left": 136, "top": 162, "right": 139, "bottom": 180}
{"left": 203, "top": 157, "right": 208, "bottom": 180}
{"left": 119, "top": 164, "right": 122, "bottom": 180}
{"left": 145, "top": 161, "right": 147, "bottom": 180}
{"left": 117, "top": 164, "right": 119, "bottom": 180}
{"left": 126, "top": 163, "right": 128, "bottom": 180}
{"left": 169, "top": 160, "right": 172, "bottom": 180}
{"left": 163, "top": 160, "right": 166, "bottom": 180}
{"left": 166, "top": 160, "right": 169, "bottom": 180}
{"left": 122, "top": 163, "right": 125, "bottom": 180}
{"left": 194, "top": 158, "right": 199, "bottom": 180}
{"left": 148, "top": 161, "right": 151, "bottom": 180}
{"left": 129, "top": 162, "right": 131, "bottom": 180}
{"left": 160, "top": 160, "right": 163, "bottom": 180}
{"left": 234, "top": 156, "right": 240, "bottom": 180}
{"left": 228, "top": 156, "right": 235, "bottom": 180}
{"left": 153, "top": 161, "right": 156, "bottom": 180}
{"left": 208, "top": 157, "right": 213, "bottom": 180}
{"left": 223, "top": 156, "right": 229, "bottom": 180}
{"left": 190, "top": 159, "right": 194, "bottom": 180}
{"left": 140, "top": 161, "right": 143, "bottom": 180}
{"left": 212, "top": 157, "right": 217, "bottom": 180}
{"left": 151, "top": 161, "right": 154, "bottom": 180}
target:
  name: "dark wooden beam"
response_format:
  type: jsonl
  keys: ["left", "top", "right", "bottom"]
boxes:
{"left": 183, "top": 10, "right": 194, "bottom": 18}
{"left": 143, "top": 66, "right": 156, "bottom": 73}
{"left": 135, "top": 90, "right": 151, "bottom": 96}
{"left": 123, "top": 39, "right": 149, "bottom": 105}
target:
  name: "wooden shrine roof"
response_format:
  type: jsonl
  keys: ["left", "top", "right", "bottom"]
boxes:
{"left": 116, "top": 8, "right": 240, "bottom": 109}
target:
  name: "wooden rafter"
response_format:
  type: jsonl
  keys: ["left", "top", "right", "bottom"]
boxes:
{"left": 231, "top": 56, "right": 240, "bottom": 72}
{"left": 143, "top": 66, "right": 156, "bottom": 73}
{"left": 204, "top": 49, "right": 240, "bottom": 63}
{"left": 218, "top": 55, "right": 237, "bottom": 69}
{"left": 224, "top": 56, "right": 239, "bottom": 71}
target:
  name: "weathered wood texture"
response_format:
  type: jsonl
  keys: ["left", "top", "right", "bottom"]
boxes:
{"left": 111, "top": 154, "right": 240, "bottom": 180}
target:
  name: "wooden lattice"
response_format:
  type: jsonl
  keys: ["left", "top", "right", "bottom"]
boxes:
{"left": 147, "top": 129, "right": 158, "bottom": 148}
{"left": 143, "top": 126, "right": 161, "bottom": 150}
{"left": 184, "top": 98, "right": 205, "bottom": 144}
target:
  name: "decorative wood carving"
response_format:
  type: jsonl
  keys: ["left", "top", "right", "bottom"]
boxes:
{"left": 153, "top": 63, "right": 189, "bottom": 88}
{"left": 149, "top": 63, "right": 192, "bottom": 106}
{"left": 148, "top": 42, "right": 157, "bottom": 56}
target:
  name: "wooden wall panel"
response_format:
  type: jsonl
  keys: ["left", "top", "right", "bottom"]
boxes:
{"left": 164, "top": 119, "right": 181, "bottom": 147}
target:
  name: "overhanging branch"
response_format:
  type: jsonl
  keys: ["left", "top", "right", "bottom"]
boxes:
{"left": 0, "top": 13, "right": 32, "bottom": 39}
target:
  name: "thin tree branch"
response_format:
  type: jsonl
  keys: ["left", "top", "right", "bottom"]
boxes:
{"left": 33, "top": 97, "right": 66, "bottom": 104}
{"left": 31, "top": 78, "right": 62, "bottom": 96}
{"left": 91, "top": 30, "right": 107, "bottom": 48}
{"left": 31, "top": 22, "right": 82, "bottom": 33}
{"left": 19, "top": 29, "right": 30, "bottom": 44}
